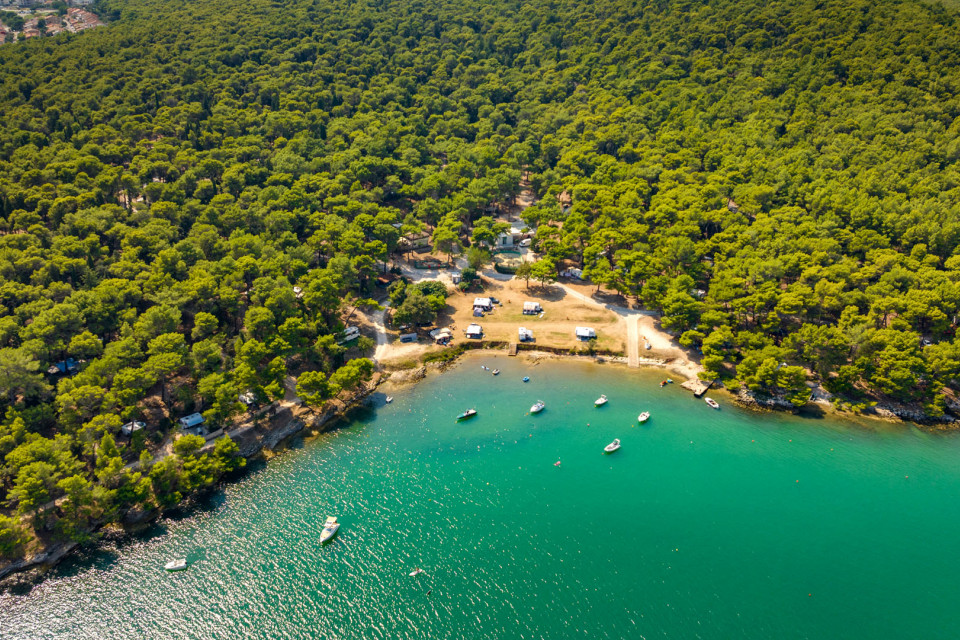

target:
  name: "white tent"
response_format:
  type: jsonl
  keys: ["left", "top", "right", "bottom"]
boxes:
{"left": 431, "top": 327, "right": 453, "bottom": 343}
{"left": 575, "top": 326, "right": 596, "bottom": 340}
{"left": 473, "top": 297, "right": 493, "bottom": 310}
{"left": 466, "top": 324, "right": 483, "bottom": 339}
{"left": 522, "top": 301, "right": 542, "bottom": 314}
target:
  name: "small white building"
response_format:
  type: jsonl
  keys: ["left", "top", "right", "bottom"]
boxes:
{"left": 495, "top": 226, "right": 525, "bottom": 248}
{"left": 466, "top": 324, "right": 483, "bottom": 339}
{"left": 473, "top": 297, "right": 493, "bottom": 311}
{"left": 400, "top": 231, "right": 431, "bottom": 250}
{"left": 575, "top": 326, "right": 596, "bottom": 341}
{"left": 518, "top": 327, "right": 533, "bottom": 342}
{"left": 522, "top": 301, "right": 542, "bottom": 315}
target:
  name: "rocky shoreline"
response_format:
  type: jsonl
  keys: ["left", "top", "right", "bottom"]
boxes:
{"left": 732, "top": 385, "right": 957, "bottom": 427}
{"left": 0, "top": 378, "right": 383, "bottom": 592}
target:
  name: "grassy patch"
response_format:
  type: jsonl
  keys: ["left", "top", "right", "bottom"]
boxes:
{"left": 422, "top": 345, "right": 467, "bottom": 364}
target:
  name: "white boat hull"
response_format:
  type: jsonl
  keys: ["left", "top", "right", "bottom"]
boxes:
{"left": 604, "top": 439, "right": 621, "bottom": 453}
{"left": 321, "top": 516, "right": 340, "bottom": 543}
{"left": 164, "top": 559, "right": 187, "bottom": 571}
{"left": 320, "top": 525, "right": 339, "bottom": 543}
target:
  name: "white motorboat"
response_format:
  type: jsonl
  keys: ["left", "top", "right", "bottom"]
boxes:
{"left": 409, "top": 568, "right": 425, "bottom": 577}
{"left": 530, "top": 400, "right": 545, "bottom": 414}
{"left": 457, "top": 409, "right": 478, "bottom": 421}
{"left": 594, "top": 394, "right": 608, "bottom": 406}
{"left": 704, "top": 397, "right": 720, "bottom": 409}
{"left": 320, "top": 516, "right": 340, "bottom": 543}
{"left": 492, "top": 369, "right": 500, "bottom": 376}
{"left": 638, "top": 412, "right": 650, "bottom": 423}
{"left": 164, "top": 558, "right": 187, "bottom": 571}
{"left": 604, "top": 439, "right": 621, "bottom": 453}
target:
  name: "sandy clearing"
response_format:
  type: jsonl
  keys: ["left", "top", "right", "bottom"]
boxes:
{"left": 369, "top": 257, "right": 703, "bottom": 381}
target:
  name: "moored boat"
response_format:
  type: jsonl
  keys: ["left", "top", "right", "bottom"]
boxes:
{"left": 164, "top": 558, "right": 187, "bottom": 571}
{"left": 385, "top": 396, "right": 393, "bottom": 403}
{"left": 522, "top": 376, "right": 530, "bottom": 382}
{"left": 320, "top": 516, "right": 340, "bottom": 543}
{"left": 594, "top": 394, "right": 608, "bottom": 406}
{"left": 457, "top": 409, "right": 478, "bottom": 420}
{"left": 492, "top": 369, "right": 500, "bottom": 376}
{"left": 638, "top": 412, "right": 650, "bottom": 423}
{"left": 704, "top": 397, "right": 720, "bottom": 409}
{"left": 409, "top": 568, "right": 425, "bottom": 577}
{"left": 603, "top": 438, "right": 621, "bottom": 453}
{"left": 530, "top": 400, "right": 545, "bottom": 414}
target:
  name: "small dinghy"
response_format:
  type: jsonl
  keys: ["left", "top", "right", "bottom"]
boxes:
{"left": 604, "top": 439, "right": 621, "bottom": 453}
{"left": 705, "top": 397, "right": 720, "bottom": 409}
{"left": 409, "top": 568, "right": 425, "bottom": 577}
{"left": 492, "top": 369, "right": 500, "bottom": 376}
{"left": 385, "top": 396, "right": 393, "bottom": 403}
{"left": 638, "top": 412, "right": 650, "bottom": 423}
{"left": 530, "top": 400, "right": 545, "bottom": 414}
{"left": 522, "top": 376, "right": 530, "bottom": 383}
{"left": 594, "top": 394, "right": 608, "bottom": 407}
{"left": 457, "top": 409, "right": 478, "bottom": 420}
{"left": 320, "top": 516, "right": 340, "bottom": 543}
{"left": 164, "top": 558, "right": 187, "bottom": 572}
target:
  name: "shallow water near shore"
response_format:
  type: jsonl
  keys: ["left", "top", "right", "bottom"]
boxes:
{"left": 5, "top": 355, "right": 960, "bottom": 639}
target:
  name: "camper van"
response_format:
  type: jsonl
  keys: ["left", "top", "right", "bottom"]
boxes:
{"left": 338, "top": 326, "right": 361, "bottom": 344}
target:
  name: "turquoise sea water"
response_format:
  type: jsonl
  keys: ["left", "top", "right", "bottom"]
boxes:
{"left": 4, "top": 355, "right": 960, "bottom": 639}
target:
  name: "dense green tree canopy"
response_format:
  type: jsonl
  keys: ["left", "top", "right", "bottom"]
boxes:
{"left": 3, "top": 0, "right": 960, "bottom": 559}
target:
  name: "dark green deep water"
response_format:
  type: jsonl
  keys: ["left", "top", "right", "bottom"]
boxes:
{"left": 4, "top": 355, "right": 960, "bottom": 639}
